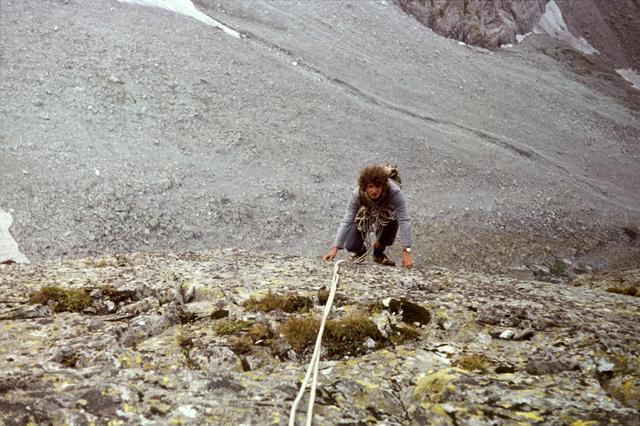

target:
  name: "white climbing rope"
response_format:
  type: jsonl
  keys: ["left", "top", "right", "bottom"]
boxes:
{"left": 289, "top": 259, "right": 344, "bottom": 426}
{"left": 351, "top": 214, "right": 387, "bottom": 264}
{"left": 289, "top": 203, "right": 392, "bottom": 424}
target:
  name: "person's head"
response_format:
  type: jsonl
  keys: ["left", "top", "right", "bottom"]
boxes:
{"left": 358, "top": 165, "right": 389, "bottom": 200}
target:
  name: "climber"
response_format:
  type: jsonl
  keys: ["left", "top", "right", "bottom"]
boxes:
{"left": 324, "top": 164, "right": 414, "bottom": 268}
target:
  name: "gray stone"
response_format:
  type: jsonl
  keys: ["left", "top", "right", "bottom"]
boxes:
{"left": 0, "top": 250, "right": 638, "bottom": 424}
{"left": 499, "top": 329, "right": 516, "bottom": 340}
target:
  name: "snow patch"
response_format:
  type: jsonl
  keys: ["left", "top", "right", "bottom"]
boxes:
{"left": 533, "top": 0, "right": 598, "bottom": 55}
{"left": 118, "top": 0, "right": 240, "bottom": 38}
{"left": 616, "top": 68, "right": 640, "bottom": 91}
{"left": 0, "top": 209, "right": 29, "bottom": 264}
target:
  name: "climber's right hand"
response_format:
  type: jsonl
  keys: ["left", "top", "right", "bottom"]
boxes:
{"left": 323, "top": 246, "right": 339, "bottom": 261}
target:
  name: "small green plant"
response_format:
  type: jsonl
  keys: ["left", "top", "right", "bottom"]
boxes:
{"left": 29, "top": 286, "right": 92, "bottom": 313}
{"left": 215, "top": 319, "right": 253, "bottom": 336}
{"left": 244, "top": 292, "right": 313, "bottom": 313}
{"left": 548, "top": 259, "right": 567, "bottom": 276}
{"left": 455, "top": 354, "right": 491, "bottom": 373}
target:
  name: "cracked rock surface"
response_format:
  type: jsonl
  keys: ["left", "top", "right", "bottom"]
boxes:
{"left": 1, "top": 250, "right": 639, "bottom": 425}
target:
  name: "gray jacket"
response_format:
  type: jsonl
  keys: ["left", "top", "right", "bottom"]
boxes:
{"left": 333, "top": 179, "right": 412, "bottom": 248}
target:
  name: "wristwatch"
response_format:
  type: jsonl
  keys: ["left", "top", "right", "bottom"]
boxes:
{"left": 403, "top": 247, "right": 411, "bottom": 253}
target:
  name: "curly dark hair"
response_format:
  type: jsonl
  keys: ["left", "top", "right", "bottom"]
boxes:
{"left": 358, "top": 165, "right": 389, "bottom": 193}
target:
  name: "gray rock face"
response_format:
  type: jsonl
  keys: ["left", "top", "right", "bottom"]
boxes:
{"left": 396, "top": 0, "right": 548, "bottom": 48}
{"left": 1, "top": 250, "right": 639, "bottom": 424}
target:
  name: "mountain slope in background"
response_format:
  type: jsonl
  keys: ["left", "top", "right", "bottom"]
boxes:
{"left": 0, "top": 0, "right": 638, "bottom": 274}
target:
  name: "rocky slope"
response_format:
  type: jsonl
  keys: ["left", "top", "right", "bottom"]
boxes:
{"left": 396, "top": 0, "right": 640, "bottom": 112}
{"left": 1, "top": 250, "right": 639, "bottom": 425}
{"left": 396, "top": 0, "right": 548, "bottom": 49}
{"left": 396, "top": 0, "right": 640, "bottom": 68}
{"left": 1, "top": 0, "right": 639, "bottom": 274}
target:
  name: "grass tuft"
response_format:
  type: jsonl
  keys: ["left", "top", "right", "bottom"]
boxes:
{"left": 29, "top": 286, "right": 92, "bottom": 313}
{"left": 249, "top": 322, "right": 273, "bottom": 341}
{"left": 455, "top": 354, "right": 491, "bottom": 373}
{"left": 281, "top": 312, "right": 384, "bottom": 359}
{"left": 548, "top": 259, "right": 567, "bottom": 276}
{"left": 244, "top": 292, "right": 313, "bottom": 313}
{"left": 280, "top": 316, "right": 320, "bottom": 354}
{"left": 215, "top": 319, "right": 253, "bottom": 336}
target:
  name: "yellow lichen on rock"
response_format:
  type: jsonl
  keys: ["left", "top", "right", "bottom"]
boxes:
{"left": 121, "top": 403, "right": 138, "bottom": 414}
{"left": 515, "top": 410, "right": 544, "bottom": 422}
{"left": 570, "top": 420, "right": 599, "bottom": 426}
{"left": 413, "top": 367, "right": 468, "bottom": 402}
{"left": 607, "top": 377, "right": 640, "bottom": 409}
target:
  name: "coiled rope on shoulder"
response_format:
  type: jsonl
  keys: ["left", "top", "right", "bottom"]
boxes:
{"left": 288, "top": 260, "right": 344, "bottom": 426}
{"left": 352, "top": 191, "right": 397, "bottom": 263}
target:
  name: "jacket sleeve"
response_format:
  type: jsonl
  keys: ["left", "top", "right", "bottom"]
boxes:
{"left": 333, "top": 189, "right": 361, "bottom": 248}
{"left": 390, "top": 184, "right": 412, "bottom": 247}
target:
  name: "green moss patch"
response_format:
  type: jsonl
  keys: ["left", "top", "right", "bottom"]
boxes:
{"left": 244, "top": 292, "right": 313, "bottom": 313}
{"left": 29, "top": 286, "right": 92, "bottom": 313}
{"left": 280, "top": 316, "right": 320, "bottom": 354}
{"left": 215, "top": 319, "right": 253, "bottom": 336}
{"left": 281, "top": 313, "right": 385, "bottom": 359}
{"left": 455, "top": 354, "right": 491, "bottom": 374}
